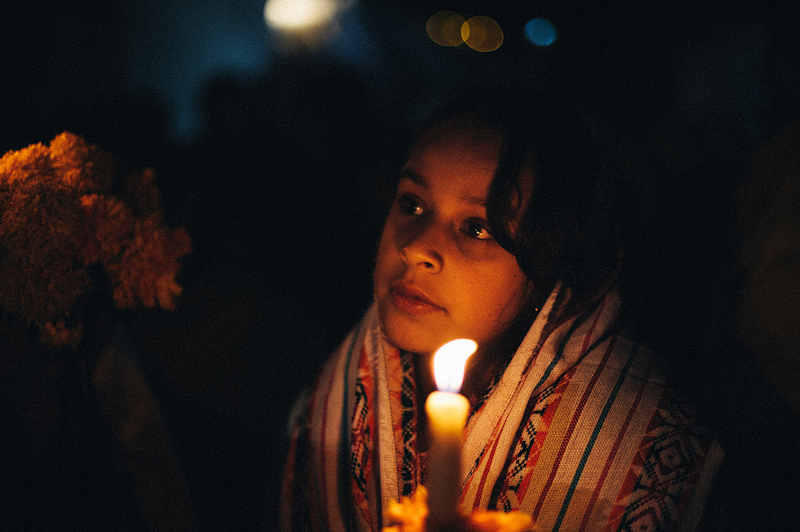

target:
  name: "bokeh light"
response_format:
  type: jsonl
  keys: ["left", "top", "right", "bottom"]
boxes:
{"left": 264, "top": 0, "right": 340, "bottom": 32}
{"left": 524, "top": 18, "right": 557, "bottom": 47}
{"left": 427, "top": 11, "right": 503, "bottom": 52}
{"left": 426, "top": 11, "right": 466, "bottom": 47}
{"left": 462, "top": 16, "right": 503, "bottom": 52}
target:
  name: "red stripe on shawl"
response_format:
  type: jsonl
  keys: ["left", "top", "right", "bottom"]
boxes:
{"left": 351, "top": 344, "right": 376, "bottom": 529}
{"left": 500, "top": 298, "right": 607, "bottom": 511}
{"left": 603, "top": 397, "right": 666, "bottom": 531}
{"left": 488, "top": 369, "right": 576, "bottom": 512}
{"left": 512, "top": 369, "right": 574, "bottom": 505}
{"left": 576, "top": 347, "right": 653, "bottom": 530}
{"left": 315, "top": 366, "right": 336, "bottom": 531}
{"left": 531, "top": 336, "right": 615, "bottom": 519}
{"left": 469, "top": 419, "right": 508, "bottom": 510}
{"left": 384, "top": 346, "right": 414, "bottom": 497}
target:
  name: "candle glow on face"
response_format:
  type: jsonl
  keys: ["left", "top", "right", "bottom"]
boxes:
{"left": 432, "top": 338, "right": 478, "bottom": 393}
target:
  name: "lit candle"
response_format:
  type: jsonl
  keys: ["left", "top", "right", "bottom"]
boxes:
{"left": 424, "top": 339, "right": 477, "bottom": 531}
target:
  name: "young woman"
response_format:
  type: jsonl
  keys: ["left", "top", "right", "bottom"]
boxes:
{"left": 280, "top": 88, "right": 723, "bottom": 532}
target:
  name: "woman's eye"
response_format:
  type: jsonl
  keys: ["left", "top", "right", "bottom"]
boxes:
{"left": 397, "top": 194, "right": 424, "bottom": 216}
{"left": 461, "top": 219, "right": 493, "bottom": 240}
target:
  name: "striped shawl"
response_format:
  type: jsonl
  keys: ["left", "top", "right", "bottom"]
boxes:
{"left": 280, "top": 284, "right": 723, "bottom": 532}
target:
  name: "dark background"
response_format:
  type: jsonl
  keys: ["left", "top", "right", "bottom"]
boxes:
{"left": 2, "top": 0, "right": 799, "bottom": 530}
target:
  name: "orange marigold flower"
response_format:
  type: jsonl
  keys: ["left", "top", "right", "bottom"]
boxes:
{"left": 49, "top": 131, "right": 115, "bottom": 192}
{"left": 0, "top": 132, "right": 191, "bottom": 349}
{"left": 382, "top": 487, "right": 536, "bottom": 532}
{"left": 79, "top": 194, "right": 135, "bottom": 265}
{"left": 0, "top": 166, "right": 87, "bottom": 326}
{"left": 0, "top": 141, "right": 52, "bottom": 186}
{"left": 108, "top": 214, "right": 191, "bottom": 311}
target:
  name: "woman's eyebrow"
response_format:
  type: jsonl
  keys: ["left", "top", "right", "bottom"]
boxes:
{"left": 399, "top": 168, "right": 427, "bottom": 187}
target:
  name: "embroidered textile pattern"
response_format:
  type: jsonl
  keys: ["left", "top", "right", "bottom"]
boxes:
{"left": 459, "top": 361, "right": 512, "bottom": 494}
{"left": 495, "top": 370, "right": 574, "bottom": 512}
{"left": 400, "top": 350, "right": 418, "bottom": 497}
{"left": 351, "top": 347, "right": 375, "bottom": 528}
{"left": 612, "top": 394, "right": 713, "bottom": 531}
{"left": 352, "top": 378, "right": 370, "bottom": 494}
{"left": 280, "top": 295, "right": 723, "bottom": 532}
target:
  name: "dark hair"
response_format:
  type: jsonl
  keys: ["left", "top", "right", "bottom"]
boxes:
{"left": 414, "top": 87, "right": 622, "bottom": 324}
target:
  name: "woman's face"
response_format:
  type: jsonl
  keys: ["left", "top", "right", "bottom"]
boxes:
{"left": 373, "top": 121, "right": 533, "bottom": 357}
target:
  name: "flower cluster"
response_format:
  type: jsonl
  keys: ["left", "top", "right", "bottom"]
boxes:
{"left": 383, "top": 487, "right": 536, "bottom": 532}
{"left": 0, "top": 132, "right": 191, "bottom": 348}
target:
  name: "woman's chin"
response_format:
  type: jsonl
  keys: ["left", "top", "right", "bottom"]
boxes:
{"left": 379, "top": 317, "right": 446, "bottom": 356}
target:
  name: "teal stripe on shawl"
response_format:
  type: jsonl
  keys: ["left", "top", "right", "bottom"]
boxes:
{"left": 533, "top": 297, "right": 616, "bottom": 395}
{"left": 551, "top": 341, "right": 638, "bottom": 531}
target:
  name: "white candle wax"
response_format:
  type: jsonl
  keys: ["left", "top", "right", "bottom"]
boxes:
{"left": 423, "top": 338, "right": 476, "bottom": 531}
{"left": 424, "top": 390, "right": 470, "bottom": 529}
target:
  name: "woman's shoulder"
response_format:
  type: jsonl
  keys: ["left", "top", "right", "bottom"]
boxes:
{"left": 574, "top": 327, "right": 720, "bottom": 455}
{"left": 576, "top": 326, "right": 669, "bottom": 385}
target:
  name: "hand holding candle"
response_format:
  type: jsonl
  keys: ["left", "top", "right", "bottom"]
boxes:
{"left": 424, "top": 339, "right": 477, "bottom": 532}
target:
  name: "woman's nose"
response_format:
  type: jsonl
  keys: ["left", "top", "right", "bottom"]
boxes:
{"left": 400, "top": 221, "right": 444, "bottom": 273}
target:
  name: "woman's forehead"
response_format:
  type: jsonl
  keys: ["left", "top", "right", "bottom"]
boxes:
{"left": 410, "top": 120, "right": 503, "bottom": 164}
{"left": 405, "top": 129, "right": 499, "bottom": 188}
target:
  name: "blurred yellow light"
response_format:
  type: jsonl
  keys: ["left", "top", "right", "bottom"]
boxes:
{"left": 427, "top": 11, "right": 466, "bottom": 47}
{"left": 264, "top": 0, "right": 339, "bottom": 31}
{"left": 462, "top": 16, "right": 503, "bottom": 52}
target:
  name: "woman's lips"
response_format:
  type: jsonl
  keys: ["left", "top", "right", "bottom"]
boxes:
{"left": 389, "top": 282, "right": 443, "bottom": 315}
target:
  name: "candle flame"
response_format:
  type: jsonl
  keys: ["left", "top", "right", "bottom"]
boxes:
{"left": 432, "top": 339, "right": 477, "bottom": 393}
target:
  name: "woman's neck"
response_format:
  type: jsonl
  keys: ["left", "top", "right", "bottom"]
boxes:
{"left": 412, "top": 349, "right": 502, "bottom": 453}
